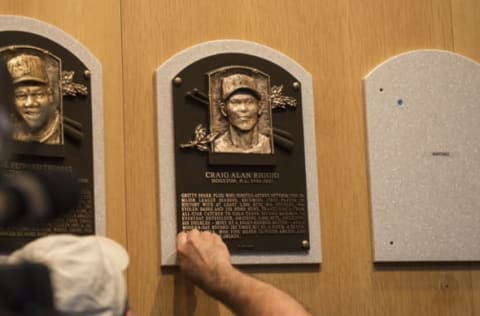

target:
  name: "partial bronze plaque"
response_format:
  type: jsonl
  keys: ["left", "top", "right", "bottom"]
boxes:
{"left": 158, "top": 40, "right": 321, "bottom": 265}
{"left": 0, "top": 16, "right": 104, "bottom": 252}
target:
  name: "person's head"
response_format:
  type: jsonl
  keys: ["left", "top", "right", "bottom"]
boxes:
{"left": 220, "top": 74, "right": 262, "bottom": 132}
{"left": 7, "top": 234, "right": 130, "bottom": 316}
{"left": 7, "top": 54, "right": 55, "bottom": 131}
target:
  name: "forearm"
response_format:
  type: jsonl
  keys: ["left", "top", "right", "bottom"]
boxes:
{"left": 211, "top": 267, "right": 311, "bottom": 316}
{"left": 176, "top": 230, "right": 310, "bottom": 315}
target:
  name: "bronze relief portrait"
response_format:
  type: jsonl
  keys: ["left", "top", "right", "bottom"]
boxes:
{"left": 179, "top": 62, "right": 297, "bottom": 165}
{"left": 1, "top": 46, "right": 63, "bottom": 145}
{"left": 208, "top": 66, "right": 274, "bottom": 155}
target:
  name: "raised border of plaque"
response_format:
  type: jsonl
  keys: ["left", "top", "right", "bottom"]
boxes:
{"left": 157, "top": 40, "right": 321, "bottom": 265}
{"left": 0, "top": 15, "right": 105, "bottom": 239}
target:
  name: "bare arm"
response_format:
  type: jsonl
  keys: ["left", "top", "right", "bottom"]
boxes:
{"left": 176, "top": 229, "right": 311, "bottom": 316}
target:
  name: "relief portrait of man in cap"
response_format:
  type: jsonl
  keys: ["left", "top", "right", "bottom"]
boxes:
{"left": 213, "top": 73, "right": 272, "bottom": 154}
{"left": 6, "top": 53, "right": 62, "bottom": 144}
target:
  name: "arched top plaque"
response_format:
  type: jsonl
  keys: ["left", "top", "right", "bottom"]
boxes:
{"left": 156, "top": 40, "right": 321, "bottom": 265}
{"left": 365, "top": 50, "right": 480, "bottom": 262}
{"left": 0, "top": 15, "right": 105, "bottom": 251}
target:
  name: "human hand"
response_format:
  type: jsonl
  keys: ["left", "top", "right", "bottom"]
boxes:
{"left": 176, "top": 229, "right": 234, "bottom": 295}
{"left": 177, "top": 230, "right": 310, "bottom": 316}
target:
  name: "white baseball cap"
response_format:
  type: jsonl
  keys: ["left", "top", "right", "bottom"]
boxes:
{"left": 7, "top": 234, "right": 129, "bottom": 316}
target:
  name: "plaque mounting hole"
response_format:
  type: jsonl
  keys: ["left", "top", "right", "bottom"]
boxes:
{"left": 396, "top": 99, "right": 404, "bottom": 107}
{"left": 389, "top": 240, "right": 394, "bottom": 245}
{"left": 379, "top": 87, "right": 383, "bottom": 92}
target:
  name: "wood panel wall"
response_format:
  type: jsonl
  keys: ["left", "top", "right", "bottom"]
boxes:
{"left": 1, "top": 1, "right": 479, "bottom": 315}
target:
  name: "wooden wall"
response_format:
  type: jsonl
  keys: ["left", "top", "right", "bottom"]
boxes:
{"left": 1, "top": 1, "right": 479, "bottom": 315}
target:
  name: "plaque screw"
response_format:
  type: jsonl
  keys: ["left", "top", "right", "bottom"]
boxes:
{"left": 301, "top": 240, "right": 310, "bottom": 249}
{"left": 292, "top": 82, "right": 300, "bottom": 91}
{"left": 84, "top": 70, "right": 91, "bottom": 79}
{"left": 173, "top": 77, "right": 183, "bottom": 86}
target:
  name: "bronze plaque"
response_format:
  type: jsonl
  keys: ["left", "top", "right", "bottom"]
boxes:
{"left": 0, "top": 16, "right": 104, "bottom": 252}
{"left": 174, "top": 55, "right": 309, "bottom": 253}
{"left": 158, "top": 41, "right": 321, "bottom": 265}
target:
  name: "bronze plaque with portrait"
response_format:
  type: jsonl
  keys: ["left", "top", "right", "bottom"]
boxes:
{"left": 158, "top": 40, "right": 321, "bottom": 265}
{"left": 0, "top": 16, "right": 103, "bottom": 253}
{"left": 173, "top": 54, "right": 310, "bottom": 253}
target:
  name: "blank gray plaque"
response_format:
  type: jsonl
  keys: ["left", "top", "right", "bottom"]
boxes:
{"left": 364, "top": 50, "right": 480, "bottom": 262}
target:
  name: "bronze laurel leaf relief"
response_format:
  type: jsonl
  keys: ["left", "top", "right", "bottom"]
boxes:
{"left": 180, "top": 124, "right": 219, "bottom": 152}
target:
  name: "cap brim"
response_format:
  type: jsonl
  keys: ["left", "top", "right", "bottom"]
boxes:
{"left": 224, "top": 87, "right": 262, "bottom": 101}
{"left": 13, "top": 77, "right": 48, "bottom": 85}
